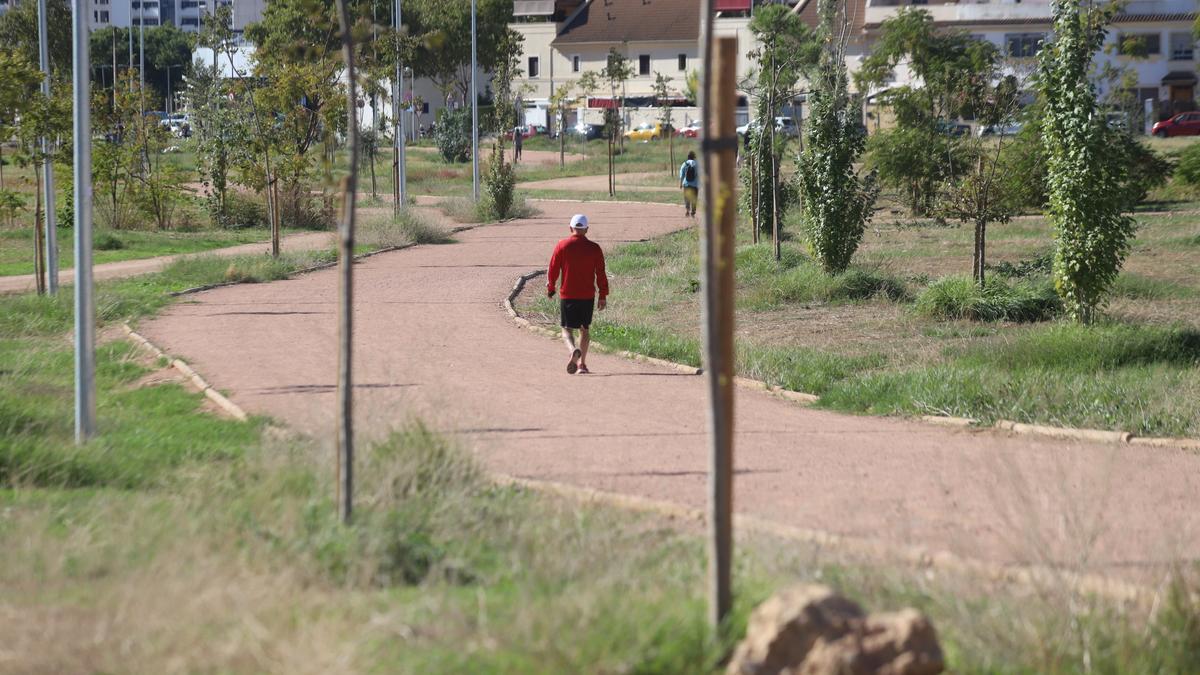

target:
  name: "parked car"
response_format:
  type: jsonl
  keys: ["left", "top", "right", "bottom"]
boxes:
{"left": 1151, "top": 112, "right": 1200, "bottom": 138}
{"left": 529, "top": 124, "right": 548, "bottom": 135}
{"left": 676, "top": 120, "right": 702, "bottom": 138}
{"left": 977, "top": 122, "right": 1023, "bottom": 137}
{"left": 624, "top": 121, "right": 672, "bottom": 141}
{"left": 736, "top": 116, "right": 799, "bottom": 140}
{"left": 936, "top": 120, "right": 972, "bottom": 137}
{"left": 570, "top": 122, "right": 605, "bottom": 141}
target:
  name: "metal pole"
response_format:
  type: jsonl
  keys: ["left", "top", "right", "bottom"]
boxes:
{"left": 333, "top": 0, "right": 359, "bottom": 524}
{"left": 138, "top": 2, "right": 145, "bottom": 115}
{"left": 397, "top": 0, "right": 406, "bottom": 209}
{"left": 470, "top": 0, "right": 479, "bottom": 202}
{"left": 73, "top": 0, "right": 96, "bottom": 443}
{"left": 37, "top": 0, "right": 57, "bottom": 294}
{"left": 392, "top": 0, "right": 402, "bottom": 215}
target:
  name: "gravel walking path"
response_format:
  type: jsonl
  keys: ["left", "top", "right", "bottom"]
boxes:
{"left": 139, "top": 199, "right": 1200, "bottom": 582}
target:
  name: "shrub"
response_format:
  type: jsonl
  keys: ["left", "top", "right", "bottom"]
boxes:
{"left": 988, "top": 250, "right": 1053, "bottom": 279}
{"left": 434, "top": 107, "right": 471, "bottom": 164}
{"left": 94, "top": 231, "right": 125, "bottom": 251}
{"left": 278, "top": 184, "right": 335, "bottom": 231}
{"left": 866, "top": 126, "right": 962, "bottom": 217}
{"left": 1176, "top": 142, "right": 1200, "bottom": 185}
{"left": 916, "top": 275, "right": 1061, "bottom": 322}
{"left": 212, "top": 191, "right": 268, "bottom": 229}
{"left": 358, "top": 209, "right": 452, "bottom": 248}
{"left": 483, "top": 143, "right": 517, "bottom": 220}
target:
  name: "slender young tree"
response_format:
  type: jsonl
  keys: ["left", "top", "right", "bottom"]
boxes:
{"left": 652, "top": 72, "right": 676, "bottom": 172}
{"left": 601, "top": 48, "right": 632, "bottom": 196}
{"left": 796, "top": 0, "right": 878, "bottom": 273}
{"left": 1038, "top": 0, "right": 1135, "bottom": 323}
{"left": 575, "top": 70, "right": 599, "bottom": 159}
{"left": 549, "top": 81, "right": 574, "bottom": 169}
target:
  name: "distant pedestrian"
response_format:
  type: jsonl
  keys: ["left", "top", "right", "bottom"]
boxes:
{"left": 514, "top": 127, "right": 524, "bottom": 162}
{"left": 546, "top": 214, "right": 609, "bottom": 374}
{"left": 679, "top": 151, "right": 699, "bottom": 217}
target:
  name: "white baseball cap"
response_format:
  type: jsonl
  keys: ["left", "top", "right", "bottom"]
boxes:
{"left": 569, "top": 213, "right": 589, "bottom": 229}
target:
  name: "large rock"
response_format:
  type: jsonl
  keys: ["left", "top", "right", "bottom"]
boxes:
{"left": 726, "top": 585, "right": 944, "bottom": 675}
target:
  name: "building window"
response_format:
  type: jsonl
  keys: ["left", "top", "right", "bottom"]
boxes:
{"left": 677, "top": 54, "right": 686, "bottom": 71}
{"left": 99, "top": 9, "right": 108, "bottom": 20}
{"left": 572, "top": 55, "right": 580, "bottom": 72}
{"left": 1005, "top": 33, "right": 1044, "bottom": 58}
{"left": 1170, "top": 32, "right": 1195, "bottom": 61}
{"left": 181, "top": 16, "right": 197, "bottom": 25}
{"left": 639, "top": 54, "right": 650, "bottom": 76}
{"left": 1118, "top": 33, "right": 1161, "bottom": 56}
{"left": 528, "top": 56, "right": 539, "bottom": 78}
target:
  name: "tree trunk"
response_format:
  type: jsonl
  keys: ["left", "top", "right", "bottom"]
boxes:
{"left": 559, "top": 111, "right": 565, "bottom": 169}
{"left": 770, "top": 124, "right": 780, "bottom": 261}
{"left": 973, "top": 219, "right": 987, "bottom": 286}
{"left": 751, "top": 149, "right": 760, "bottom": 244}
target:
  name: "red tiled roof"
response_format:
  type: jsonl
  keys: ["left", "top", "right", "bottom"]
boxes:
{"left": 552, "top": 0, "right": 699, "bottom": 45}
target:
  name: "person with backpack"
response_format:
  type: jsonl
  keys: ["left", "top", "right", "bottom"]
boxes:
{"left": 679, "top": 151, "right": 699, "bottom": 217}
{"left": 514, "top": 126, "right": 524, "bottom": 162}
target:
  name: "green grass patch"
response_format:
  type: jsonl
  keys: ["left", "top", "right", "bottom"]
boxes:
{"left": 0, "top": 226, "right": 280, "bottom": 277}
{"left": 1112, "top": 273, "right": 1198, "bottom": 300}
{"left": 915, "top": 275, "right": 1061, "bottom": 323}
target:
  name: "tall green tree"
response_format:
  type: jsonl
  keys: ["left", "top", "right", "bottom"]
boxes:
{"left": 1038, "top": 0, "right": 1135, "bottom": 323}
{"left": 742, "top": 4, "right": 818, "bottom": 239}
{"left": 404, "top": 0, "right": 515, "bottom": 105}
{"left": 857, "top": 8, "right": 999, "bottom": 216}
{"left": 797, "top": 0, "right": 877, "bottom": 274}
{"left": 0, "top": 0, "right": 70, "bottom": 78}
{"left": 0, "top": 51, "right": 43, "bottom": 230}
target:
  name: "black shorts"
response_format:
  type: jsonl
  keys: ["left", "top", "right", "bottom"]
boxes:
{"left": 560, "top": 299, "right": 595, "bottom": 329}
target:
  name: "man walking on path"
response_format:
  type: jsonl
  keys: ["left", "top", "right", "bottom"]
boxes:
{"left": 547, "top": 214, "right": 609, "bottom": 374}
{"left": 514, "top": 127, "right": 524, "bottom": 162}
{"left": 679, "top": 151, "right": 699, "bottom": 217}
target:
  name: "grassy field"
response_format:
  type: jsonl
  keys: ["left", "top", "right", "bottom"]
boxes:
{"left": 3, "top": 200, "right": 1199, "bottom": 671}
{"left": 520, "top": 206, "right": 1200, "bottom": 438}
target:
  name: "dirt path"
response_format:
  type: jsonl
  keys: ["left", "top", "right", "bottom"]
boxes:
{"left": 519, "top": 171, "right": 678, "bottom": 193}
{"left": 0, "top": 231, "right": 335, "bottom": 295}
{"left": 139, "top": 199, "right": 1200, "bottom": 582}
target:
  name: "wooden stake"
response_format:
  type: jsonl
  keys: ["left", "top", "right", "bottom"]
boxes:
{"left": 701, "top": 35, "right": 738, "bottom": 631}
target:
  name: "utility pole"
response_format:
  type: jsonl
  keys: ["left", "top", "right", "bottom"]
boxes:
{"left": 72, "top": 0, "right": 96, "bottom": 443}
{"left": 138, "top": 1, "right": 145, "bottom": 115}
{"left": 392, "top": 0, "right": 405, "bottom": 215}
{"left": 699, "top": 1, "right": 738, "bottom": 630}
{"left": 37, "top": 0, "right": 57, "bottom": 294}
{"left": 165, "top": 64, "right": 182, "bottom": 114}
{"left": 470, "top": 0, "right": 479, "bottom": 202}
{"left": 333, "top": 0, "right": 359, "bottom": 524}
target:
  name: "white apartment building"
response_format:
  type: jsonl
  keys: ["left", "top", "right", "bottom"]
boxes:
{"left": 512, "top": 0, "right": 1197, "bottom": 132}
{"left": 0, "top": 0, "right": 245, "bottom": 33}
{"left": 859, "top": 0, "right": 1196, "bottom": 123}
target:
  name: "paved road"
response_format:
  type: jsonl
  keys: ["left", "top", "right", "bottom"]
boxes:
{"left": 0, "top": 232, "right": 334, "bottom": 294}
{"left": 140, "top": 199, "right": 1200, "bottom": 581}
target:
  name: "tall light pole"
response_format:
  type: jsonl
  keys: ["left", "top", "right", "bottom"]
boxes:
{"left": 37, "top": 0, "right": 57, "bottom": 294}
{"left": 396, "top": 0, "right": 410, "bottom": 212}
{"left": 138, "top": 0, "right": 145, "bottom": 115}
{"left": 72, "top": 0, "right": 96, "bottom": 443}
{"left": 470, "top": 0, "right": 479, "bottom": 202}
{"left": 397, "top": 0, "right": 406, "bottom": 209}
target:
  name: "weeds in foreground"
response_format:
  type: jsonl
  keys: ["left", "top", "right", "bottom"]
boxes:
{"left": 441, "top": 194, "right": 540, "bottom": 224}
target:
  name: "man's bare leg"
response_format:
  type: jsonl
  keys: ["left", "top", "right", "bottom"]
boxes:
{"left": 562, "top": 327, "right": 582, "bottom": 374}
{"left": 579, "top": 327, "right": 591, "bottom": 368}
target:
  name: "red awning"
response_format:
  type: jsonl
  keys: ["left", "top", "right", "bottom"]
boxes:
{"left": 588, "top": 97, "right": 617, "bottom": 109}
{"left": 715, "top": 0, "right": 751, "bottom": 10}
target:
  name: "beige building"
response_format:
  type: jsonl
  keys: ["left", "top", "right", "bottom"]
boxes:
{"left": 512, "top": 0, "right": 769, "bottom": 130}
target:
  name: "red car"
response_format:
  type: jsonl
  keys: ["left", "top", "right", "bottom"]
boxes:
{"left": 1151, "top": 112, "right": 1200, "bottom": 138}
{"left": 508, "top": 125, "right": 537, "bottom": 140}
{"left": 676, "top": 121, "right": 702, "bottom": 138}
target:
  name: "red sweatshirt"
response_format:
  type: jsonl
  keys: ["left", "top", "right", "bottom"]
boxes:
{"left": 547, "top": 234, "right": 609, "bottom": 300}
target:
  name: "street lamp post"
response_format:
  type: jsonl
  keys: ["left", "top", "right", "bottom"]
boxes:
{"left": 72, "top": 0, "right": 96, "bottom": 443}
{"left": 470, "top": 0, "right": 478, "bottom": 202}
{"left": 37, "top": 0, "right": 57, "bottom": 294}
